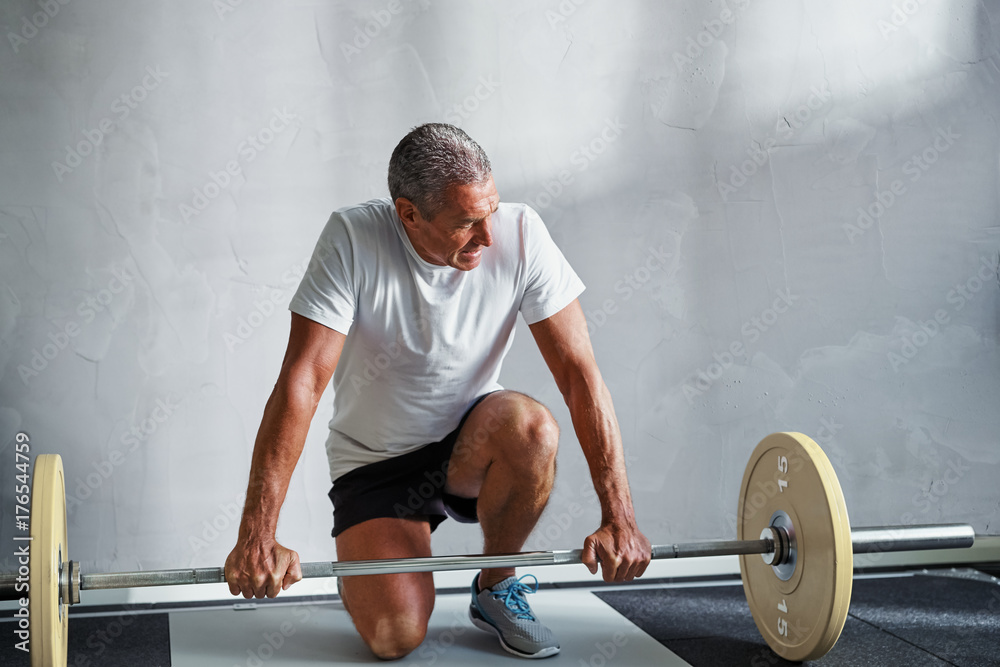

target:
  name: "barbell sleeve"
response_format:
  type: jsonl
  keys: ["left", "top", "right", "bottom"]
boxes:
{"left": 850, "top": 524, "right": 976, "bottom": 554}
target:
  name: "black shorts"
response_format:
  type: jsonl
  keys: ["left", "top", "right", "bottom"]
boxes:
{"left": 328, "top": 393, "right": 493, "bottom": 538}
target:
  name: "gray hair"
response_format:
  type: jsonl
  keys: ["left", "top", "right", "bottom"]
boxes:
{"left": 387, "top": 123, "right": 492, "bottom": 220}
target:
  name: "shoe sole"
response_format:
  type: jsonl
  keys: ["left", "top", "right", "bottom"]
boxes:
{"left": 468, "top": 606, "right": 560, "bottom": 659}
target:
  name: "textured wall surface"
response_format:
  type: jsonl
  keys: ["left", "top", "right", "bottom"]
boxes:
{"left": 1, "top": 0, "right": 998, "bottom": 577}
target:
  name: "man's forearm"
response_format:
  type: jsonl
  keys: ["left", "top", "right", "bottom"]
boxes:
{"left": 564, "top": 372, "right": 637, "bottom": 526}
{"left": 240, "top": 381, "right": 317, "bottom": 541}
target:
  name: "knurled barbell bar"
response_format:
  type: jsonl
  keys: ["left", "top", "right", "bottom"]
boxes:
{"left": 11, "top": 432, "right": 978, "bottom": 665}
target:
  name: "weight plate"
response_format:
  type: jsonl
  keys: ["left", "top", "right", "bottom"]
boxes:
{"left": 29, "top": 454, "right": 68, "bottom": 667}
{"left": 737, "top": 433, "right": 853, "bottom": 661}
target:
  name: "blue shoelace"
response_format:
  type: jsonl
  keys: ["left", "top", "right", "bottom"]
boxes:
{"left": 492, "top": 574, "right": 540, "bottom": 621}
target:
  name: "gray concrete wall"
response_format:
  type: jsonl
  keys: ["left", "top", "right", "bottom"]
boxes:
{"left": 1, "top": 0, "right": 997, "bottom": 579}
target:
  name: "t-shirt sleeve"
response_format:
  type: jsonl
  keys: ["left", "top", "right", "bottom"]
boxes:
{"left": 519, "top": 205, "right": 586, "bottom": 325}
{"left": 288, "top": 212, "right": 357, "bottom": 335}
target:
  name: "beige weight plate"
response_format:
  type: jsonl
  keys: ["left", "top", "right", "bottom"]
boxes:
{"left": 737, "top": 433, "right": 853, "bottom": 661}
{"left": 29, "top": 454, "right": 68, "bottom": 667}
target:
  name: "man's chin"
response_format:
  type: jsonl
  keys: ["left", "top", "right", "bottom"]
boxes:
{"left": 454, "top": 250, "right": 483, "bottom": 270}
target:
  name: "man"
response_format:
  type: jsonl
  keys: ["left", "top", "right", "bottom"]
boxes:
{"left": 225, "top": 123, "right": 650, "bottom": 660}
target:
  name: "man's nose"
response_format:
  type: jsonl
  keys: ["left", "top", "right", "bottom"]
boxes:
{"left": 473, "top": 217, "right": 493, "bottom": 247}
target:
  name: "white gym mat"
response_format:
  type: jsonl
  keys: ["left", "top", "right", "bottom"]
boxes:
{"left": 167, "top": 585, "right": 688, "bottom": 665}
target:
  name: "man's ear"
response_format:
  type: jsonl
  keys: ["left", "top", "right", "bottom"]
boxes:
{"left": 395, "top": 197, "right": 421, "bottom": 230}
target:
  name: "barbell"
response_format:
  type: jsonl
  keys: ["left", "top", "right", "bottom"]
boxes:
{"left": 10, "top": 432, "right": 977, "bottom": 665}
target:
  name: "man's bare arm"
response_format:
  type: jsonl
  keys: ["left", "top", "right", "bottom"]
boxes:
{"left": 528, "top": 299, "right": 651, "bottom": 582}
{"left": 225, "top": 312, "right": 346, "bottom": 599}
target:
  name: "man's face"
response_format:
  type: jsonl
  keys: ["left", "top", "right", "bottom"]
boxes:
{"left": 396, "top": 176, "right": 499, "bottom": 271}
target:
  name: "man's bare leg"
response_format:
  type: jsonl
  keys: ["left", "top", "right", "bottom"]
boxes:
{"left": 445, "top": 390, "right": 560, "bottom": 590}
{"left": 335, "top": 517, "right": 435, "bottom": 660}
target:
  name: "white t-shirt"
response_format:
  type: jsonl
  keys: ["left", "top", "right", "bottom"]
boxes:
{"left": 289, "top": 198, "right": 585, "bottom": 482}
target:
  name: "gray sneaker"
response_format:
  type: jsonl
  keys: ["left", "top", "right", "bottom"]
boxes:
{"left": 469, "top": 574, "right": 560, "bottom": 659}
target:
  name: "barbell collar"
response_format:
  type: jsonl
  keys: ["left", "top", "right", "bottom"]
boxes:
{"left": 759, "top": 527, "right": 785, "bottom": 566}
{"left": 69, "top": 561, "right": 80, "bottom": 605}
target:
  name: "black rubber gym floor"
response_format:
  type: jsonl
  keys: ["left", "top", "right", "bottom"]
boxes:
{"left": 0, "top": 609, "right": 172, "bottom": 666}
{"left": 596, "top": 569, "right": 1000, "bottom": 666}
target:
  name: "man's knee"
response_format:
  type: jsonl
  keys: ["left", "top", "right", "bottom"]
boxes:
{"left": 365, "top": 614, "right": 427, "bottom": 660}
{"left": 455, "top": 392, "right": 560, "bottom": 476}
{"left": 508, "top": 396, "right": 559, "bottom": 466}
